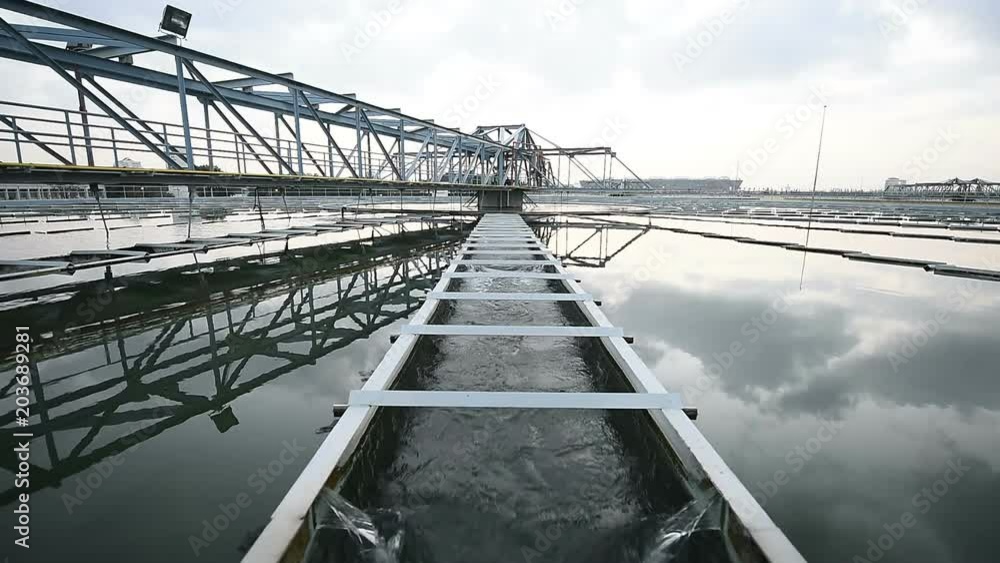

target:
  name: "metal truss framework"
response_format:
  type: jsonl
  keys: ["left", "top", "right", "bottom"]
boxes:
{"left": 0, "top": 233, "right": 458, "bottom": 505}
{"left": 0, "top": 1, "right": 642, "bottom": 194}
{"left": 0, "top": 0, "right": 540, "bottom": 186}
{"left": 884, "top": 178, "right": 1000, "bottom": 200}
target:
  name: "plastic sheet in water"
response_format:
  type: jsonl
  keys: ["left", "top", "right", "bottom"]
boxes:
{"left": 303, "top": 489, "right": 416, "bottom": 563}
{"left": 567, "top": 494, "right": 735, "bottom": 563}
{"left": 303, "top": 489, "right": 738, "bottom": 563}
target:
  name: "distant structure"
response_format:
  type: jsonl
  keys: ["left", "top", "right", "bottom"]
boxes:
{"left": 1, "top": 184, "right": 88, "bottom": 200}
{"left": 116, "top": 157, "right": 142, "bottom": 168}
{"left": 579, "top": 177, "right": 742, "bottom": 193}
{"left": 883, "top": 178, "right": 1000, "bottom": 200}
{"left": 884, "top": 177, "right": 907, "bottom": 189}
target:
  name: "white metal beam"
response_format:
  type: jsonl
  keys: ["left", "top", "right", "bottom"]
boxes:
{"left": 460, "top": 250, "right": 551, "bottom": 255}
{"left": 428, "top": 291, "right": 591, "bottom": 301}
{"left": 399, "top": 325, "right": 622, "bottom": 337}
{"left": 455, "top": 259, "right": 558, "bottom": 266}
{"left": 444, "top": 271, "right": 577, "bottom": 280}
{"left": 349, "top": 390, "right": 682, "bottom": 409}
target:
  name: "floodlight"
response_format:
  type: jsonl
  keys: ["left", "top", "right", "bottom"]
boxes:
{"left": 159, "top": 5, "right": 192, "bottom": 38}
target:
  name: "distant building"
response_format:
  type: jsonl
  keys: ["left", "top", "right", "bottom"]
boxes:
{"left": 884, "top": 177, "right": 907, "bottom": 189}
{"left": 579, "top": 177, "right": 742, "bottom": 193}
{"left": 117, "top": 157, "right": 142, "bottom": 168}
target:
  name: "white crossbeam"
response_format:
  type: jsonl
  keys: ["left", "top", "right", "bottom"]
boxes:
{"left": 349, "top": 390, "right": 683, "bottom": 409}
{"left": 455, "top": 259, "right": 559, "bottom": 266}
{"left": 460, "top": 250, "right": 551, "bottom": 255}
{"left": 444, "top": 272, "right": 577, "bottom": 280}
{"left": 399, "top": 325, "right": 622, "bottom": 337}
{"left": 428, "top": 292, "right": 592, "bottom": 301}
{"left": 463, "top": 244, "right": 544, "bottom": 248}
{"left": 467, "top": 237, "right": 538, "bottom": 241}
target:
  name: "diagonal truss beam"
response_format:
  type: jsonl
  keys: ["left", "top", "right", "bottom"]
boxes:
{"left": 83, "top": 75, "right": 188, "bottom": 167}
{"left": 204, "top": 97, "right": 273, "bottom": 174}
{"left": 182, "top": 59, "right": 295, "bottom": 174}
{"left": 462, "top": 143, "right": 482, "bottom": 183}
{"left": 359, "top": 109, "right": 401, "bottom": 180}
{"left": 438, "top": 138, "right": 459, "bottom": 182}
{"left": 277, "top": 114, "right": 325, "bottom": 176}
{"left": 404, "top": 131, "right": 433, "bottom": 180}
{"left": 296, "top": 89, "right": 356, "bottom": 178}
{"left": 0, "top": 114, "right": 71, "bottom": 164}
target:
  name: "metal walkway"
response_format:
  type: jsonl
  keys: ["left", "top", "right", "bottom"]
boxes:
{"left": 244, "top": 213, "right": 806, "bottom": 563}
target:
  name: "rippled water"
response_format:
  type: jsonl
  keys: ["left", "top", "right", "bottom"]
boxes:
{"left": 319, "top": 258, "right": 727, "bottom": 563}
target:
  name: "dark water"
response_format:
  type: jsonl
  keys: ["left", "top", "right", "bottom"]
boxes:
{"left": 1, "top": 214, "right": 998, "bottom": 563}
{"left": 0, "top": 228, "right": 461, "bottom": 563}
{"left": 321, "top": 261, "right": 723, "bottom": 562}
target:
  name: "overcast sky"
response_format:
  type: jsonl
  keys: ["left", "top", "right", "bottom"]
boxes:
{"left": 2, "top": 0, "right": 998, "bottom": 189}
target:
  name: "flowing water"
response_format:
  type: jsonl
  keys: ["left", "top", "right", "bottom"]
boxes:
{"left": 311, "top": 256, "right": 733, "bottom": 562}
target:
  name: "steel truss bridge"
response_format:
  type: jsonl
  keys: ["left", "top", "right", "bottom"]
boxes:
{"left": 0, "top": 1, "right": 643, "bottom": 201}
{"left": 884, "top": 178, "right": 1000, "bottom": 201}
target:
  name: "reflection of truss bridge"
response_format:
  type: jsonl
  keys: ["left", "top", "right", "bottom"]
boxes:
{"left": 0, "top": 234, "right": 459, "bottom": 505}
{"left": 532, "top": 217, "right": 650, "bottom": 268}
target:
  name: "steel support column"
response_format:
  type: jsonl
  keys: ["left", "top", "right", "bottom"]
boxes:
{"left": 290, "top": 87, "right": 304, "bottom": 175}
{"left": 296, "top": 89, "right": 356, "bottom": 178}
{"left": 354, "top": 105, "right": 364, "bottom": 177}
{"left": 174, "top": 56, "right": 194, "bottom": 169}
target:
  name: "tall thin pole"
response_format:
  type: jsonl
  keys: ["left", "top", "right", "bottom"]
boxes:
{"left": 799, "top": 105, "right": 828, "bottom": 290}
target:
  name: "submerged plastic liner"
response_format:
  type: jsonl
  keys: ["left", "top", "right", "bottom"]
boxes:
{"left": 303, "top": 489, "right": 738, "bottom": 563}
